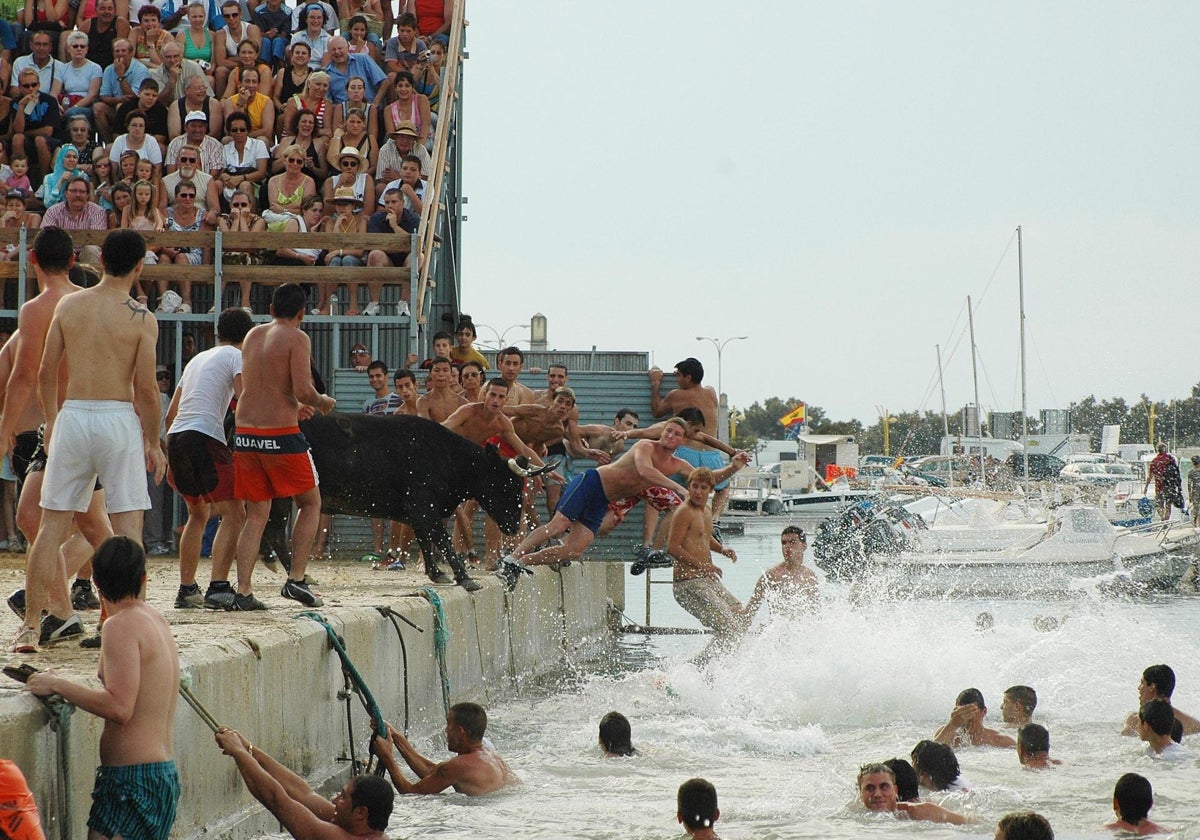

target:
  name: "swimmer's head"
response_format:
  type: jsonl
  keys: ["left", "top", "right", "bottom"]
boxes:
{"left": 856, "top": 764, "right": 896, "bottom": 812}
{"left": 677, "top": 778, "right": 718, "bottom": 830}
{"left": 348, "top": 775, "right": 393, "bottom": 830}
{"left": 1113, "top": 773, "right": 1153, "bottom": 825}
{"left": 995, "top": 811, "right": 1054, "bottom": 840}
{"left": 1002, "top": 686, "right": 1037, "bottom": 723}
{"left": 882, "top": 758, "right": 919, "bottom": 802}
{"left": 448, "top": 702, "right": 487, "bottom": 743}
{"left": 910, "top": 740, "right": 959, "bottom": 791}
{"left": 1017, "top": 724, "right": 1050, "bottom": 763}
{"left": 598, "top": 711, "right": 635, "bottom": 757}
{"left": 1140, "top": 664, "right": 1175, "bottom": 701}
{"left": 955, "top": 687, "right": 986, "bottom": 712}
{"left": 1138, "top": 699, "right": 1174, "bottom": 737}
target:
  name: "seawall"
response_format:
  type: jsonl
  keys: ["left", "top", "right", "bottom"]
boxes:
{"left": 0, "top": 561, "right": 623, "bottom": 839}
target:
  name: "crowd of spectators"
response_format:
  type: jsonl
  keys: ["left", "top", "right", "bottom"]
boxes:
{"left": 0, "top": 0, "right": 453, "bottom": 314}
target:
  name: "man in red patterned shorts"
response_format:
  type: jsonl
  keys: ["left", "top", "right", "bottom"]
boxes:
{"left": 231, "top": 283, "right": 336, "bottom": 610}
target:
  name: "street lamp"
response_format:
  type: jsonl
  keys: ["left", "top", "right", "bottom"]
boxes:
{"left": 694, "top": 336, "right": 748, "bottom": 400}
{"left": 475, "top": 323, "right": 529, "bottom": 352}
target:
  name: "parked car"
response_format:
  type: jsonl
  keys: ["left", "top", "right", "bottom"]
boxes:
{"left": 1058, "top": 462, "right": 1119, "bottom": 486}
{"left": 1005, "top": 453, "right": 1065, "bottom": 479}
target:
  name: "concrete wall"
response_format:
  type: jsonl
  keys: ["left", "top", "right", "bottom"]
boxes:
{"left": 0, "top": 563, "right": 617, "bottom": 840}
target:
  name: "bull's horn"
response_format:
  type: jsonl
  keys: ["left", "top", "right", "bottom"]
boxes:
{"left": 507, "top": 457, "right": 536, "bottom": 478}
{"left": 528, "top": 458, "right": 560, "bottom": 477}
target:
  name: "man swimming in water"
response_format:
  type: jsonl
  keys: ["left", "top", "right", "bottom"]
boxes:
{"left": 932, "top": 688, "right": 1016, "bottom": 748}
{"left": 1137, "top": 700, "right": 1192, "bottom": 761}
{"left": 1016, "top": 724, "right": 1060, "bottom": 768}
{"left": 742, "top": 525, "right": 819, "bottom": 622}
{"left": 856, "top": 763, "right": 967, "bottom": 825}
{"left": 995, "top": 812, "right": 1054, "bottom": 840}
{"left": 1121, "top": 664, "right": 1200, "bottom": 737}
{"left": 677, "top": 778, "right": 722, "bottom": 839}
{"left": 215, "top": 728, "right": 393, "bottom": 839}
{"left": 1002, "top": 685, "right": 1037, "bottom": 728}
{"left": 1104, "top": 773, "right": 1165, "bottom": 835}
{"left": 371, "top": 703, "right": 518, "bottom": 796}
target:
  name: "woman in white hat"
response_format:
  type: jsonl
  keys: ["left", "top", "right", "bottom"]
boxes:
{"left": 321, "top": 185, "right": 368, "bottom": 314}
{"left": 320, "top": 143, "right": 375, "bottom": 209}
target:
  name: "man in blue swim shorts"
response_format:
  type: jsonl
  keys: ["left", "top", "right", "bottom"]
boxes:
{"left": 29, "top": 536, "right": 181, "bottom": 840}
{"left": 496, "top": 418, "right": 751, "bottom": 588}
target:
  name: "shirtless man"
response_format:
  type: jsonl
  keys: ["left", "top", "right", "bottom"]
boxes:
{"left": 932, "top": 688, "right": 1017, "bottom": 748}
{"left": 499, "top": 418, "right": 750, "bottom": 585}
{"left": 28, "top": 536, "right": 181, "bottom": 840}
{"left": 416, "top": 357, "right": 467, "bottom": 422}
{"left": 232, "top": 283, "right": 336, "bottom": 610}
{"left": 216, "top": 728, "right": 393, "bottom": 840}
{"left": 650, "top": 359, "right": 730, "bottom": 518}
{"left": 443, "top": 378, "right": 544, "bottom": 568}
{"left": 1105, "top": 773, "right": 1164, "bottom": 835}
{"left": 533, "top": 365, "right": 582, "bottom": 518}
{"left": 1002, "top": 686, "right": 1037, "bottom": 728}
{"left": 1, "top": 228, "right": 111, "bottom": 647}
{"left": 742, "top": 525, "right": 819, "bottom": 622}
{"left": 1015, "top": 724, "right": 1060, "bottom": 768}
{"left": 677, "top": 778, "right": 721, "bottom": 840}
{"left": 995, "top": 812, "right": 1054, "bottom": 839}
{"left": 392, "top": 370, "right": 420, "bottom": 416}
{"left": 371, "top": 703, "right": 518, "bottom": 796}
{"left": 1121, "top": 664, "right": 1200, "bottom": 737}
{"left": 496, "top": 346, "right": 536, "bottom": 406}
{"left": 15, "top": 230, "right": 161, "bottom": 651}
{"left": 857, "top": 764, "right": 967, "bottom": 825}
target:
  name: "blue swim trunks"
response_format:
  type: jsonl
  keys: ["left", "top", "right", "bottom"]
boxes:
{"left": 88, "top": 761, "right": 180, "bottom": 840}
{"left": 674, "top": 446, "right": 730, "bottom": 490}
{"left": 555, "top": 468, "right": 610, "bottom": 534}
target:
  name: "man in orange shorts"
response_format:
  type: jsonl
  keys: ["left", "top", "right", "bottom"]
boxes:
{"left": 232, "top": 284, "right": 336, "bottom": 609}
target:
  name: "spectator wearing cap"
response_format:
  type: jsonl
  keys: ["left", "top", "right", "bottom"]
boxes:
{"left": 153, "top": 40, "right": 214, "bottom": 106}
{"left": 166, "top": 110, "right": 226, "bottom": 175}
{"left": 376, "top": 119, "right": 429, "bottom": 184}
{"left": 167, "top": 74, "right": 225, "bottom": 141}
{"left": 95, "top": 38, "right": 152, "bottom": 142}
{"left": 742, "top": 524, "right": 819, "bottom": 623}
{"left": 289, "top": 4, "right": 334, "bottom": 68}
{"left": 349, "top": 342, "right": 371, "bottom": 371}
{"left": 321, "top": 145, "right": 375, "bottom": 209}
{"left": 324, "top": 35, "right": 388, "bottom": 103}
{"left": 0, "top": 190, "right": 42, "bottom": 262}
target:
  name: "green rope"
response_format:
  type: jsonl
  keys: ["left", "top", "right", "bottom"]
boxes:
{"left": 418, "top": 588, "right": 452, "bottom": 714}
{"left": 296, "top": 612, "right": 386, "bottom": 736}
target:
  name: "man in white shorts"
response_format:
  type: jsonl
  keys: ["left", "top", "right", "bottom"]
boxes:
{"left": 17, "top": 230, "right": 164, "bottom": 651}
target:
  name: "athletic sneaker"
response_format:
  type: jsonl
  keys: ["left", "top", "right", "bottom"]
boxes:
{"left": 232, "top": 592, "right": 268, "bottom": 611}
{"left": 204, "top": 582, "right": 236, "bottom": 610}
{"left": 281, "top": 578, "right": 323, "bottom": 607}
{"left": 39, "top": 613, "right": 84, "bottom": 646}
{"left": 10, "top": 627, "right": 36, "bottom": 653}
{"left": 363, "top": 300, "right": 381, "bottom": 316}
{"left": 71, "top": 579, "right": 101, "bottom": 610}
{"left": 79, "top": 634, "right": 101, "bottom": 649}
{"left": 396, "top": 300, "right": 410, "bottom": 317}
{"left": 177, "top": 302, "right": 192, "bottom": 313}
{"left": 156, "top": 290, "right": 182, "bottom": 313}
{"left": 7, "top": 588, "right": 25, "bottom": 620}
{"left": 175, "top": 583, "right": 204, "bottom": 609}
{"left": 149, "top": 543, "right": 172, "bottom": 556}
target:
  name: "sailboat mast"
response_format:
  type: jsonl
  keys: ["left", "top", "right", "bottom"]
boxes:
{"left": 1018, "top": 226, "right": 1030, "bottom": 482}
{"left": 936, "top": 344, "right": 949, "bottom": 437}
{"left": 967, "top": 295, "right": 985, "bottom": 485}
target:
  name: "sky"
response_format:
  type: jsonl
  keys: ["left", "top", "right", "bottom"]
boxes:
{"left": 457, "top": 1, "right": 1200, "bottom": 426}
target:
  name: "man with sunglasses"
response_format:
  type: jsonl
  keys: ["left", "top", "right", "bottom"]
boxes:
{"left": 742, "top": 525, "right": 819, "bottom": 624}
{"left": 163, "top": 142, "right": 221, "bottom": 227}
{"left": 10, "top": 70, "right": 63, "bottom": 179}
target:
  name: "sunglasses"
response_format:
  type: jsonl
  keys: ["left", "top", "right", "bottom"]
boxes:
{"left": 177, "top": 193, "right": 196, "bottom": 198}
{"left": 231, "top": 202, "right": 250, "bottom": 208}
{"left": 177, "top": 156, "right": 197, "bottom": 163}
{"left": 286, "top": 157, "right": 305, "bottom": 164}
{"left": 20, "top": 82, "right": 38, "bottom": 89}
{"left": 341, "top": 160, "right": 359, "bottom": 167}
{"left": 222, "top": 11, "right": 239, "bottom": 17}
{"left": 229, "top": 126, "right": 248, "bottom": 132}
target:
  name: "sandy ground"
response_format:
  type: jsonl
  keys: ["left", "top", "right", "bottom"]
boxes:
{"left": 0, "top": 547, "right": 486, "bottom": 677}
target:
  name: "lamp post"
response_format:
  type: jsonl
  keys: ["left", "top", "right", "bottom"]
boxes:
{"left": 694, "top": 336, "right": 748, "bottom": 401}
{"left": 475, "top": 323, "right": 529, "bottom": 352}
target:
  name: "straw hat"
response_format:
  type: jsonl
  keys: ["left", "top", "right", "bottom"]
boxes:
{"left": 390, "top": 120, "right": 418, "bottom": 138}
{"left": 331, "top": 185, "right": 363, "bottom": 206}
{"left": 336, "top": 145, "right": 367, "bottom": 169}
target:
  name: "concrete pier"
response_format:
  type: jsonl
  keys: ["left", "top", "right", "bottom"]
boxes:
{"left": 0, "top": 558, "right": 619, "bottom": 840}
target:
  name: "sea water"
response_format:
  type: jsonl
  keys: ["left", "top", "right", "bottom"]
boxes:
{"left": 282, "top": 519, "right": 1200, "bottom": 839}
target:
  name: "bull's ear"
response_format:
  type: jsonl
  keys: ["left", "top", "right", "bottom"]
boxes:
{"left": 485, "top": 442, "right": 500, "bottom": 458}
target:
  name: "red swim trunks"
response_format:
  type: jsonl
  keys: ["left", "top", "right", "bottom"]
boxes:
{"left": 233, "top": 426, "right": 319, "bottom": 502}
{"left": 485, "top": 434, "right": 519, "bottom": 459}
{"left": 607, "top": 485, "right": 683, "bottom": 525}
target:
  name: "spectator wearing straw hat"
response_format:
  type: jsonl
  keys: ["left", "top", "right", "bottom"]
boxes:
{"left": 321, "top": 144, "right": 374, "bottom": 209}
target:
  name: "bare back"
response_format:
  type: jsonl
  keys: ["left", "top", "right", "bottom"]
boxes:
{"left": 236, "top": 320, "right": 312, "bottom": 428}
{"left": 97, "top": 601, "right": 180, "bottom": 765}
{"left": 51, "top": 287, "right": 157, "bottom": 403}
{"left": 442, "top": 747, "right": 518, "bottom": 796}
{"left": 662, "top": 386, "right": 719, "bottom": 447}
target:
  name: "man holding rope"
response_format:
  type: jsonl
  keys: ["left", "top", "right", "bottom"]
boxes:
{"left": 214, "top": 727, "right": 393, "bottom": 840}
{"left": 27, "top": 536, "right": 181, "bottom": 840}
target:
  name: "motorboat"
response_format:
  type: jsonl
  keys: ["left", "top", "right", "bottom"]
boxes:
{"left": 724, "top": 461, "right": 873, "bottom": 516}
{"left": 813, "top": 493, "right": 1200, "bottom": 596}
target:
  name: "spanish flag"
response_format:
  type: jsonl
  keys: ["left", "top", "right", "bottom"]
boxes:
{"left": 778, "top": 403, "right": 806, "bottom": 427}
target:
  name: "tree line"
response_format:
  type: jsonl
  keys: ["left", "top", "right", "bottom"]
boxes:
{"left": 732, "top": 387, "right": 1200, "bottom": 457}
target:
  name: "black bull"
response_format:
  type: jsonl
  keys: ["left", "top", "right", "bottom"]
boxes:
{"left": 269, "top": 412, "right": 551, "bottom": 586}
